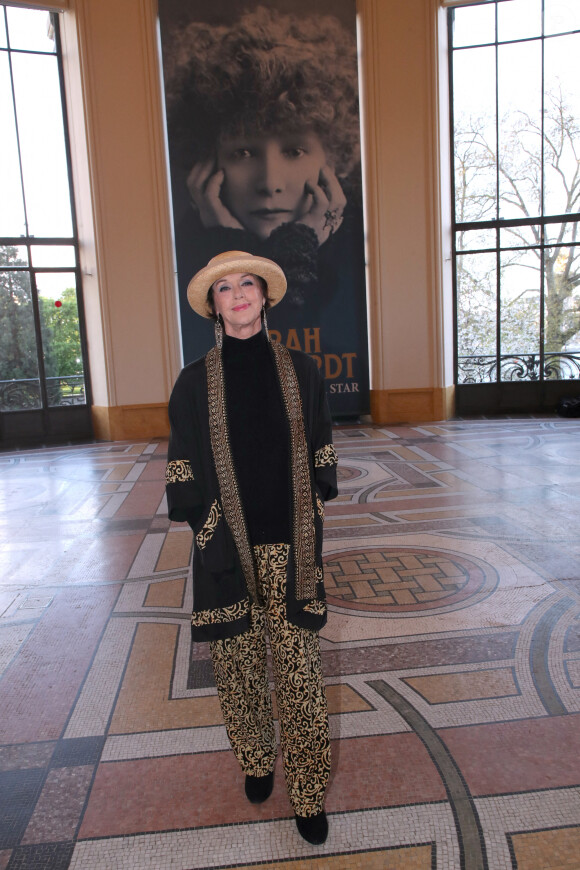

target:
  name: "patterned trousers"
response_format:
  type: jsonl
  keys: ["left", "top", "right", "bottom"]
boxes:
{"left": 209, "top": 543, "right": 331, "bottom": 816}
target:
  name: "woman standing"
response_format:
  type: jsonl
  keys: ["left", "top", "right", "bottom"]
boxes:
{"left": 165, "top": 251, "right": 338, "bottom": 845}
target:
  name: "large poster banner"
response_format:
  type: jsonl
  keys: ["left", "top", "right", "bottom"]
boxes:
{"left": 159, "top": 0, "right": 369, "bottom": 417}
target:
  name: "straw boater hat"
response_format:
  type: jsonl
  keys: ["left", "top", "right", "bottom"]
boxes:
{"left": 187, "top": 251, "right": 287, "bottom": 319}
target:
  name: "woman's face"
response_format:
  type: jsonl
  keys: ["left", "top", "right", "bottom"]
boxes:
{"left": 216, "top": 132, "right": 326, "bottom": 240}
{"left": 211, "top": 272, "right": 265, "bottom": 339}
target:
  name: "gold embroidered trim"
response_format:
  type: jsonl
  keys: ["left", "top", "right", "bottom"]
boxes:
{"left": 206, "top": 347, "right": 258, "bottom": 603}
{"left": 316, "top": 494, "right": 325, "bottom": 520}
{"left": 303, "top": 599, "right": 326, "bottom": 616}
{"left": 315, "top": 444, "right": 338, "bottom": 468}
{"left": 165, "top": 459, "right": 194, "bottom": 484}
{"left": 271, "top": 343, "right": 316, "bottom": 600}
{"left": 196, "top": 500, "right": 222, "bottom": 550}
{"left": 191, "top": 597, "right": 250, "bottom": 627}
{"left": 254, "top": 543, "right": 290, "bottom": 619}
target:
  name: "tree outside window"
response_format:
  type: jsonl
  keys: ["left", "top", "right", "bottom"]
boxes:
{"left": 0, "top": 5, "right": 87, "bottom": 415}
{"left": 450, "top": 0, "right": 580, "bottom": 387}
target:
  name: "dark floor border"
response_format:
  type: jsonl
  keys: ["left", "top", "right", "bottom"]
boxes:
{"left": 367, "top": 679, "right": 488, "bottom": 870}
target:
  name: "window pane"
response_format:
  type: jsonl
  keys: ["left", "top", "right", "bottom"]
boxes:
{"left": 498, "top": 0, "right": 541, "bottom": 42}
{"left": 544, "top": 33, "right": 580, "bottom": 217}
{"left": 31, "top": 245, "right": 76, "bottom": 268}
{"left": 500, "top": 225, "right": 540, "bottom": 249}
{"left": 0, "top": 245, "right": 28, "bottom": 265}
{"left": 453, "top": 46, "right": 497, "bottom": 223}
{"left": 0, "top": 260, "right": 40, "bottom": 411}
{"left": 456, "top": 251, "right": 497, "bottom": 383}
{"left": 457, "top": 228, "right": 496, "bottom": 252}
{"left": 499, "top": 250, "right": 541, "bottom": 381}
{"left": 0, "top": 54, "right": 26, "bottom": 236}
{"left": 544, "top": 221, "right": 580, "bottom": 247}
{"left": 545, "top": 0, "right": 580, "bottom": 36}
{"left": 11, "top": 53, "right": 73, "bottom": 237}
{"left": 452, "top": 5, "right": 495, "bottom": 48}
{"left": 0, "top": 8, "right": 88, "bottom": 427}
{"left": 544, "top": 245, "right": 580, "bottom": 362}
{"left": 36, "top": 272, "right": 85, "bottom": 407}
{"left": 6, "top": 6, "right": 55, "bottom": 53}
{"left": 498, "top": 40, "right": 542, "bottom": 220}
{"left": 451, "top": 2, "right": 580, "bottom": 390}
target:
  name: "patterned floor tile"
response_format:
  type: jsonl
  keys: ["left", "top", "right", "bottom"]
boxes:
{"left": 21, "top": 767, "right": 93, "bottom": 844}
{"left": 0, "top": 769, "right": 45, "bottom": 850}
{"left": 403, "top": 666, "right": 519, "bottom": 704}
{"left": 231, "top": 845, "right": 434, "bottom": 869}
{"left": 1, "top": 420, "right": 580, "bottom": 868}
{"left": 509, "top": 826, "right": 580, "bottom": 870}
{"left": 49, "top": 738, "right": 105, "bottom": 769}
{"left": 439, "top": 714, "right": 580, "bottom": 796}
{"left": 0, "top": 587, "right": 120, "bottom": 744}
{"left": 7, "top": 841, "right": 75, "bottom": 869}
{"left": 143, "top": 577, "right": 186, "bottom": 608}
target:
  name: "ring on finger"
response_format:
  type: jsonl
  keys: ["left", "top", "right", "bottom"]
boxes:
{"left": 323, "top": 207, "right": 341, "bottom": 234}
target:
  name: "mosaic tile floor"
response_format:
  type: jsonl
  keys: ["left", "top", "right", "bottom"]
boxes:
{"left": 1, "top": 418, "right": 580, "bottom": 869}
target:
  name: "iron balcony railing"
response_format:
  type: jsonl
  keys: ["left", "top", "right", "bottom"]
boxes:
{"left": 0, "top": 375, "right": 86, "bottom": 411}
{"left": 457, "top": 351, "right": 580, "bottom": 384}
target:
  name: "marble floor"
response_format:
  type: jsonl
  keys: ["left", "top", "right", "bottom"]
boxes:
{"left": 0, "top": 418, "right": 579, "bottom": 870}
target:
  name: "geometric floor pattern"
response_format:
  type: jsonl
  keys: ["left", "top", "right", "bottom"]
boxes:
{"left": 1, "top": 418, "right": 579, "bottom": 869}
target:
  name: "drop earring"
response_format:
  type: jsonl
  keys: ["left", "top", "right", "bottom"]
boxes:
{"left": 262, "top": 305, "right": 269, "bottom": 340}
{"left": 214, "top": 315, "right": 223, "bottom": 349}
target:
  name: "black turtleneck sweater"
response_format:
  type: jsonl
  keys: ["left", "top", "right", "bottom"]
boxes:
{"left": 222, "top": 330, "right": 291, "bottom": 545}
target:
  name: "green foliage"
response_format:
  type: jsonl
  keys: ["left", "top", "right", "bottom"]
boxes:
{"left": 0, "top": 245, "right": 83, "bottom": 384}
{"left": 40, "top": 287, "right": 83, "bottom": 378}
{"left": 0, "top": 246, "right": 38, "bottom": 381}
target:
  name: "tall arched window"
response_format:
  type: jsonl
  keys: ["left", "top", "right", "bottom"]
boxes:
{"left": 449, "top": 0, "right": 580, "bottom": 413}
{"left": 0, "top": 4, "right": 91, "bottom": 445}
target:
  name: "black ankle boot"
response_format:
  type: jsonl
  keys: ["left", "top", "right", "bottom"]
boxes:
{"left": 294, "top": 810, "right": 328, "bottom": 845}
{"left": 245, "top": 770, "right": 274, "bottom": 804}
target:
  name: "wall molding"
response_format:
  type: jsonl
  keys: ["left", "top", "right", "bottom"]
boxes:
{"left": 91, "top": 388, "right": 455, "bottom": 439}
{"left": 8, "top": 0, "right": 69, "bottom": 9}
{"left": 91, "top": 403, "right": 169, "bottom": 441}
{"left": 370, "top": 386, "right": 455, "bottom": 423}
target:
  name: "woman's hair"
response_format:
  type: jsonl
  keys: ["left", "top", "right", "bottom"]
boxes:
{"left": 206, "top": 274, "right": 270, "bottom": 319}
{"left": 163, "top": 6, "right": 360, "bottom": 179}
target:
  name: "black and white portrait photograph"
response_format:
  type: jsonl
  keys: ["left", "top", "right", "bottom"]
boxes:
{"left": 159, "top": 0, "right": 369, "bottom": 416}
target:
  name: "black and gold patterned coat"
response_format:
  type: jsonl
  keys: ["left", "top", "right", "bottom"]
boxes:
{"left": 165, "top": 341, "right": 338, "bottom": 642}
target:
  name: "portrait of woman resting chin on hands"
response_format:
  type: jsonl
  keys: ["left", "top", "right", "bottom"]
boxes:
{"left": 163, "top": 6, "right": 362, "bottom": 306}
{"left": 187, "top": 132, "right": 346, "bottom": 247}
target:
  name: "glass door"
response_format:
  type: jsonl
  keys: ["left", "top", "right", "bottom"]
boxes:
{"left": 0, "top": 5, "right": 92, "bottom": 446}
{"left": 449, "top": 0, "right": 580, "bottom": 414}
